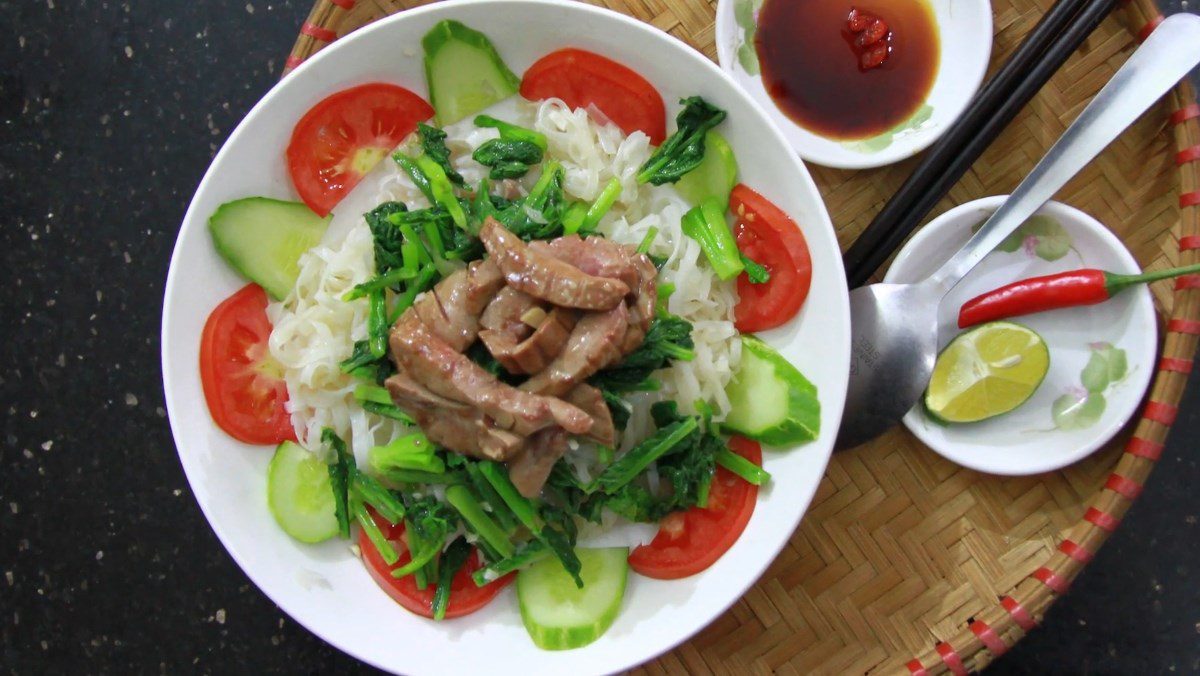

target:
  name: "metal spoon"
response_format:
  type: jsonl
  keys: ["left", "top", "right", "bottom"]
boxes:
{"left": 835, "top": 13, "right": 1200, "bottom": 451}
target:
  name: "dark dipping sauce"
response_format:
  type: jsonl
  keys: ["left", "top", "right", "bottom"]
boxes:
{"left": 755, "top": 0, "right": 940, "bottom": 140}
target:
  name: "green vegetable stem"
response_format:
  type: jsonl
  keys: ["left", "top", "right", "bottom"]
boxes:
{"left": 681, "top": 197, "right": 744, "bottom": 281}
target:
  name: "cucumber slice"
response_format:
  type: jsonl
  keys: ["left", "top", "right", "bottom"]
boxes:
{"left": 422, "top": 20, "right": 521, "bottom": 126}
{"left": 209, "top": 197, "right": 331, "bottom": 300}
{"left": 724, "top": 335, "right": 821, "bottom": 446}
{"left": 267, "top": 441, "right": 339, "bottom": 543}
{"left": 674, "top": 131, "right": 738, "bottom": 210}
{"left": 517, "top": 547, "right": 628, "bottom": 650}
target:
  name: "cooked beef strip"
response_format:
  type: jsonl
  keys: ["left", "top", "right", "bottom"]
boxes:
{"left": 564, "top": 384, "right": 616, "bottom": 448}
{"left": 621, "top": 253, "right": 658, "bottom": 355}
{"left": 414, "top": 406, "right": 525, "bottom": 461}
{"left": 527, "top": 235, "right": 657, "bottom": 356}
{"left": 479, "top": 217, "right": 629, "bottom": 310}
{"left": 528, "top": 236, "right": 641, "bottom": 291}
{"left": 385, "top": 371, "right": 524, "bottom": 461}
{"left": 412, "top": 259, "right": 503, "bottom": 352}
{"left": 390, "top": 312, "right": 594, "bottom": 437}
{"left": 479, "top": 287, "right": 538, "bottom": 340}
{"left": 479, "top": 306, "right": 578, "bottom": 374}
{"left": 507, "top": 427, "right": 569, "bottom": 498}
{"left": 384, "top": 369, "right": 469, "bottom": 411}
{"left": 520, "top": 302, "right": 629, "bottom": 397}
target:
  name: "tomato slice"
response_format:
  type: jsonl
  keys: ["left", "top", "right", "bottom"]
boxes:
{"left": 731, "top": 184, "right": 813, "bottom": 333}
{"left": 286, "top": 83, "right": 434, "bottom": 217}
{"left": 199, "top": 284, "right": 296, "bottom": 445}
{"left": 358, "top": 513, "right": 513, "bottom": 619}
{"left": 520, "top": 48, "right": 667, "bottom": 145}
{"left": 627, "top": 436, "right": 762, "bottom": 580}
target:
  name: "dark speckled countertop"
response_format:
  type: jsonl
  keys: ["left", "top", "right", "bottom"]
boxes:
{"left": 1, "top": 1, "right": 1197, "bottom": 673}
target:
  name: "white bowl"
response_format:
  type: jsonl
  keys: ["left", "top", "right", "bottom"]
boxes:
{"left": 715, "top": 0, "right": 993, "bottom": 169}
{"left": 160, "top": 1, "right": 851, "bottom": 673}
{"left": 885, "top": 197, "right": 1157, "bottom": 475}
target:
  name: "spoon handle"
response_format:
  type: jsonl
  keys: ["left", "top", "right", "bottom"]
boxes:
{"left": 927, "top": 13, "right": 1200, "bottom": 292}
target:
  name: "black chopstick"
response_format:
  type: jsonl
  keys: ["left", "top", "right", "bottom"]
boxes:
{"left": 842, "top": 0, "right": 1121, "bottom": 288}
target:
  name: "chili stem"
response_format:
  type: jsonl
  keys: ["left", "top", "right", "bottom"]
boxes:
{"left": 1107, "top": 262, "right": 1200, "bottom": 293}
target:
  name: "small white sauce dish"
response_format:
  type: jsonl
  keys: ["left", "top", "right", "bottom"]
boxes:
{"left": 714, "top": 0, "right": 994, "bottom": 169}
{"left": 885, "top": 196, "right": 1158, "bottom": 475}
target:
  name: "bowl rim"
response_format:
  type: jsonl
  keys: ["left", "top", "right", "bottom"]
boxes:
{"left": 160, "top": 0, "right": 850, "bottom": 671}
{"left": 712, "top": 0, "right": 994, "bottom": 169}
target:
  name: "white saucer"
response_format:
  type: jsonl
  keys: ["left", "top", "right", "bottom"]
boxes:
{"left": 884, "top": 197, "right": 1158, "bottom": 476}
{"left": 714, "top": 0, "right": 993, "bottom": 169}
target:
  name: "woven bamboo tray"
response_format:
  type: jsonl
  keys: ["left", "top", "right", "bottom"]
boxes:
{"left": 284, "top": 0, "right": 1200, "bottom": 672}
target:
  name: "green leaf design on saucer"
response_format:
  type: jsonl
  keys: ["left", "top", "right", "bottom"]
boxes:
{"left": 973, "top": 214, "right": 1074, "bottom": 261}
{"left": 841, "top": 104, "right": 934, "bottom": 153}
{"left": 1080, "top": 342, "right": 1128, "bottom": 393}
{"left": 734, "top": 0, "right": 763, "bottom": 75}
{"left": 1050, "top": 342, "right": 1128, "bottom": 431}
{"left": 1052, "top": 391, "right": 1106, "bottom": 430}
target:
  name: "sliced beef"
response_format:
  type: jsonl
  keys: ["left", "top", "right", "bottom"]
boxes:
{"left": 520, "top": 302, "right": 628, "bottom": 397}
{"left": 384, "top": 369, "right": 469, "bottom": 411}
{"left": 565, "top": 384, "right": 616, "bottom": 448}
{"left": 412, "top": 259, "right": 503, "bottom": 352}
{"left": 479, "top": 217, "right": 629, "bottom": 310}
{"left": 479, "top": 306, "right": 578, "bottom": 374}
{"left": 621, "top": 253, "right": 658, "bottom": 354}
{"left": 385, "top": 371, "right": 524, "bottom": 461}
{"left": 507, "top": 427, "right": 569, "bottom": 498}
{"left": 479, "top": 287, "right": 539, "bottom": 340}
{"left": 528, "top": 236, "right": 641, "bottom": 291}
{"left": 390, "top": 313, "right": 593, "bottom": 437}
{"left": 527, "top": 235, "right": 656, "bottom": 356}
{"left": 414, "top": 408, "right": 524, "bottom": 461}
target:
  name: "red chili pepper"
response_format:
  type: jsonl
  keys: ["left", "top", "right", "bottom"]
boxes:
{"left": 957, "top": 262, "right": 1200, "bottom": 328}
{"left": 845, "top": 7, "right": 892, "bottom": 71}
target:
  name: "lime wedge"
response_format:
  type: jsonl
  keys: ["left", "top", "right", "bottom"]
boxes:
{"left": 924, "top": 321, "right": 1049, "bottom": 424}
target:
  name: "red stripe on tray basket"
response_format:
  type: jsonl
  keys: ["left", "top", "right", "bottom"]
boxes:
{"left": 329, "top": 0, "right": 356, "bottom": 8}
{"left": 1180, "top": 235, "right": 1200, "bottom": 251}
{"left": 1085, "top": 507, "right": 1121, "bottom": 532}
{"left": 935, "top": 642, "right": 968, "bottom": 676}
{"left": 285, "top": 54, "right": 305, "bottom": 70}
{"left": 1159, "top": 357, "right": 1193, "bottom": 374}
{"left": 1172, "top": 103, "right": 1200, "bottom": 125}
{"left": 1125, "top": 436, "right": 1165, "bottom": 460}
{"left": 1032, "top": 567, "right": 1070, "bottom": 594}
{"left": 969, "top": 620, "right": 1008, "bottom": 656}
{"left": 1179, "top": 146, "right": 1200, "bottom": 165}
{"left": 1183, "top": 191, "right": 1200, "bottom": 208}
{"left": 1143, "top": 400, "right": 1179, "bottom": 425}
{"left": 1105, "top": 473, "right": 1144, "bottom": 500}
{"left": 905, "top": 659, "right": 929, "bottom": 676}
{"left": 1058, "top": 539, "right": 1094, "bottom": 563}
{"left": 1175, "top": 275, "right": 1200, "bottom": 290}
{"left": 301, "top": 22, "right": 338, "bottom": 42}
{"left": 1168, "top": 318, "right": 1200, "bottom": 334}
{"left": 1137, "top": 15, "right": 1164, "bottom": 43}
{"left": 1000, "top": 596, "right": 1037, "bottom": 631}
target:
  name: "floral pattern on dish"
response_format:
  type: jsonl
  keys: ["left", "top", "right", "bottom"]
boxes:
{"left": 1050, "top": 342, "right": 1129, "bottom": 430}
{"left": 974, "top": 214, "right": 1078, "bottom": 262}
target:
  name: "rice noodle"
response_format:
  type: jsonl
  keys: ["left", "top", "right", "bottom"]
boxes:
{"left": 266, "top": 225, "right": 411, "bottom": 459}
